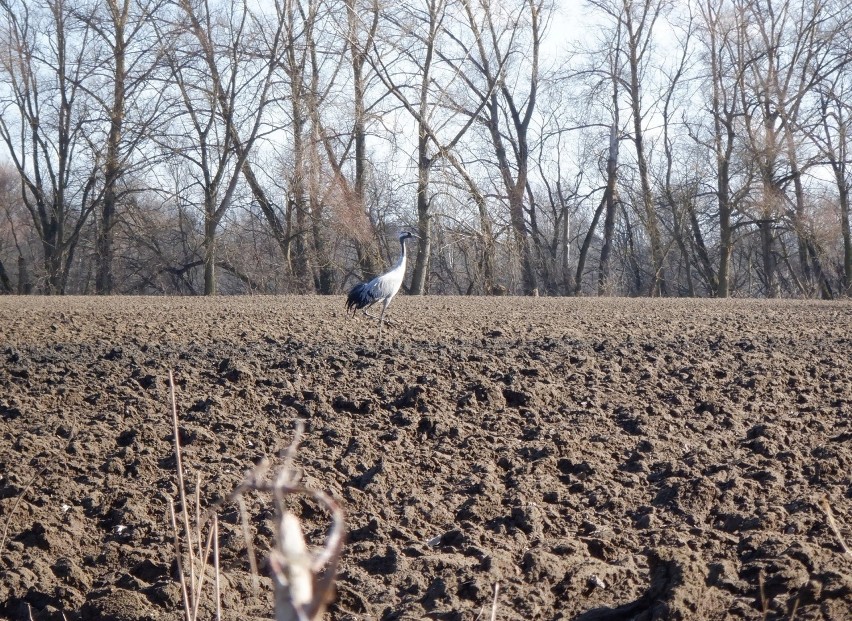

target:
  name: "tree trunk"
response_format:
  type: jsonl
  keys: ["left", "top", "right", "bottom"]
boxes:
{"left": 716, "top": 162, "right": 733, "bottom": 298}
{"left": 17, "top": 256, "right": 32, "bottom": 294}
{"left": 621, "top": 202, "right": 642, "bottom": 295}
{"left": 95, "top": 0, "right": 127, "bottom": 295}
{"left": 758, "top": 219, "right": 778, "bottom": 297}
{"left": 349, "top": 0, "right": 380, "bottom": 281}
{"left": 783, "top": 129, "right": 814, "bottom": 293}
{"left": 757, "top": 104, "right": 781, "bottom": 298}
{"left": 203, "top": 211, "right": 216, "bottom": 296}
{"left": 836, "top": 163, "right": 852, "bottom": 295}
{"left": 560, "top": 187, "right": 572, "bottom": 294}
{"left": 478, "top": 206, "right": 496, "bottom": 295}
{"left": 598, "top": 123, "right": 619, "bottom": 296}
{"left": 309, "top": 122, "right": 334, "bottom": 294}
{"left": 42, "top": 216, "right": 65, "bottom": 294}
{"left": 96, "top": 186, "right": 117, "bottom": 295}
{"left": 510, "top": 187, "right": 538, "bottom": 295}
{"left": 626, "top": 5, "right": 665, "bottom": 296}
{"left": 410, "top": 148, "right": 431, "bottom": 294}
{"left": 291, "top": 107, "right": 314, "bottom": 292}
{"left": 0, "top": 258, "right": 11, "bottom": 293}
{"left": 489, "top": 93, "right": 537, "bottom": 295}
{"left": 689, "top": 205, "right": 719, "bottom": 296}
{"left": 671, "top": 206, "right": 695, "bottom": 296}
{"left": 701, "top": 0, "right": 739, "bottom": 298}
{"left": 311, "top": 215, "right": 335, "bottom": 294}
{"left": 576, "top": 195, "right": 606, "bottom": 296}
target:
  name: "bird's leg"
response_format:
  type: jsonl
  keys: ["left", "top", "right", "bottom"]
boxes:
{"left": 377, "top": 299, "right": 391, "bottom": 342}
{"left": 363, "top": 306, "right": 395, "bottom": 325}
{"left": 362, "top": 302, "right": 380, "bottom": 320}
{"left": 378, "top": 298, "right": 396, "bottom": 326}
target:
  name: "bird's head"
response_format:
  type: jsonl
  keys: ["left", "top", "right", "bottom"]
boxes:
{"left": 399, "top": 231, "right": 418, "bottom": 242}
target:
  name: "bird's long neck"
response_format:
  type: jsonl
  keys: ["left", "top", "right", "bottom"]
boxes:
{"left": 393, "top": 238, "right": 408, "bottom": 271}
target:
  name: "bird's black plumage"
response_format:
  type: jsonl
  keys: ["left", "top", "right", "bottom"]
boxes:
{"left": 346, "top": 281, "right": 378, "bottom": 315}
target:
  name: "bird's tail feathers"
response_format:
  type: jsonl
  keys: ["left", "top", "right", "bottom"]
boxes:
{"left": 346, "top": 282, "right": 372, "bottom": 315}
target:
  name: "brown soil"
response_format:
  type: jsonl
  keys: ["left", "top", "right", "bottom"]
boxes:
{"left": 1, "top": 296, "right": 852, "bottom": 621}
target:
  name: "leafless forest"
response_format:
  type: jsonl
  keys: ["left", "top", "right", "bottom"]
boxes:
{"left": 0, "top": 0, "right": 850, "bottom": 298}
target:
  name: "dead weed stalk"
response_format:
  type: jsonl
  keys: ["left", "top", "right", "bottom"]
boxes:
{"left": 0, "top": 464, "right": 48, "bottom": 561}
{"left": 224, "top": 422, "right": 345, "bottom": 621}
{"left": 167, "top": 371, "right": 344, "bottom": 621}
{"left": 167, "top": 371, "right": 222, "bottom": 621}
{"left": 819, "top": 495, "right": 852, "bottom": 559}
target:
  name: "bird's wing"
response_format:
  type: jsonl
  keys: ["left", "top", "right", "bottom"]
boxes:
{"left": 370, "top": 274, "right": 398, "bottom": 299}
{"left": 346, "top": 263, "right": 406, "bottom": 312}
{"left": 346, "top": 278, "right": 383, "bottom": 311}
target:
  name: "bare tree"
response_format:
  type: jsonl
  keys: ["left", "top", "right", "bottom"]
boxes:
{"left": 738, "top": 0, "right": 850, "bottom": 297}
{"left": 584, "top": 0, "right": 675, "bottom": 296}
{"left": 627, "top": 0, "right": 670, "bottom": 294}
{"left": 453, "top": 0, "right": 546, "bottom": 295}
{"left": 810, "top": 78, "right": 852, "bottom": 294}
{"left": 0, "top": 0, "right": 104, "bottom": 293}
{"left": 691, "top": 0, "right": 749, "bottom": 297}
{"left": 298, "top": 0, "right": 384, "bottom": 284}
{"left": 438, "top": 154, "right": 499, "bottom": 293}
{"left": 73, "top": 0, "right": 167, "bottom": 294}
{"left": 596, "top": 121, "right": 621, "bottom": 295}
{"left": 344, "top": 0, "right": 382, "bottom": 279}
{"left": 532, "top": 122, "right": 583, "bottom": 295}
{"left": 369, "top": 0, "right": 497, "bottom": 294}
{"left": 278, "top": 0, "right": 321, "bottom": 292}
{"left": 572, "top": 32, "right": 625, "bottom": 296}
{"left": 0, "top": 164, "right": 20, "bottom": 293}
{"left": 158, "top": 0, "right": 283, "bottom": 295}
{"left": 658, "top": 7, "right": 696, "bottom": 294}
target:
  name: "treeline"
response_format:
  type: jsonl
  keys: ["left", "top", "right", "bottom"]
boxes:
{"left": 0, "top": 0, "right": 850, "bottom": 297}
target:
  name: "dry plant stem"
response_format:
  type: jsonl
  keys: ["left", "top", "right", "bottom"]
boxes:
{"left": 273, "top": 480, "right": 344, "bottom": 617}
{"left": 169, "top": 497, "right": 193, "bottom": 621}
{"left": 214, "top": 516, "right": 222, "bottom": 621}
{"left": 169, "top": 371, "right": 198, "bottom": 610}
{"left": 273, "top": 513, "right": 314, "bottom": 618}
{"left": 819, "top": 495, "right": 852, "bottom": 557}
{"left": 224, "top": 421, "right": 345, "bottom": 621}
{"left": 190, "top": 525, "right": 216, "bottom": 621}
{"left": 238, "top": 495, "right": 261, "bottom": 590}
{"left": 490, "top": 583, "right": 499, "bottom": 621}
{"left": 196, "top": 474, "right": 202, "bottom": 561}
{"left": 168, "top": 370, "right": 221, "bottom": 621}
{"left": 280, "top": 424, "right": 303, "bottom": 486}
{"left": 0, "top": 464, "right": 48, "bottom": 557}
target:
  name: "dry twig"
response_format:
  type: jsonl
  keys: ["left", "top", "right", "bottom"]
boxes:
{"left": 0, "top": 464, "right": 48, "bottom": 558}
{"left": 819, "top": 495, "right": 852, "bottom": 558}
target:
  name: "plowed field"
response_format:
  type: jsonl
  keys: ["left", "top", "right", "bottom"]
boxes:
{"left": 1, "top": 296, "right": 851, "bottom": 620}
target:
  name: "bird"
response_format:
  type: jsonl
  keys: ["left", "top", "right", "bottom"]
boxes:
{"left": 346, "top": 231, "right": 417, "bottom": 337}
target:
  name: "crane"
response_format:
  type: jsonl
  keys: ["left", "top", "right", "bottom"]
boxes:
{"left": 346, "top": 231, "right": 418, "bottom": 337}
